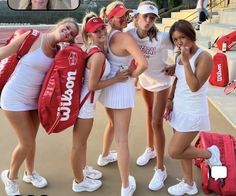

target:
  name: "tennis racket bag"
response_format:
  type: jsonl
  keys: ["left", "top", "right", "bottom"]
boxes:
{"left": 0, "top": 29, "right": 40, "bottom": 93}
{"left": 216, "top": 31, "right": 236, "bottom": 51}
{"left": 209, "top": 52, "right": 229, "bottom": 87}
{"left": 38, "top": 46, "right": 104, "bottom": 134}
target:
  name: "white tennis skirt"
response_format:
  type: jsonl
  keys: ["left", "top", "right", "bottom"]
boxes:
{"left": 99, "top": 77, "right": 135, "bottom": 109}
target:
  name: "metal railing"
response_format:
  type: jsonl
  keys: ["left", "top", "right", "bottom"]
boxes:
{"left": 163, "top": 0, "right": 230, "bottom": 32}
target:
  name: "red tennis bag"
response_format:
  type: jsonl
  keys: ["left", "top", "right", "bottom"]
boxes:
{"left": 216, "top": 31, "right": 236, "bottom": 51}
{"left": 38, "top": 45, "right": 86, "bottom": 134}
{"left": 194, "top": 132, "right": 236, "bottom": 195}
{"left": 209, "top": 52, "right": 229, "bottom": 87}
{"left": 38, "top": 45, "right": 104, "bottom": 134}
{"left": 0, "top": 29, "right": 40, "bottom": 93}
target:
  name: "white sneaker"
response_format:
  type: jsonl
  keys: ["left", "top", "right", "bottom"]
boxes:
{"left": 1, "top": 170, "right": 21, "bottom": 196}
{"left": 72, "top": 177, "right": 102, "bottom": 192}
{"left": 206, "top": 145, "right": 222, "bottom": 168}
{"left": 121, "top": 176, "right": 136, "bottom": 196}
{"left": 168, "top": 179, "right": 198, "bottom": 196}
{"left": 83, "top": 166, "right": 102, "bottom": 180}
{"left": 23, "top": 171, "right": 47, "bottom": 188}
{"left": 148, "top": 166, "right": 167, "bottom": 191}
{"left": 136, "top": 147, "right": 156, "bottom": 166}
{"left": 97, "top": 150, "right": 117, "bottom": 166}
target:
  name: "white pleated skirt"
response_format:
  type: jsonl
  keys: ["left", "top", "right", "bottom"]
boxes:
{"left": 99, "top": 77, "right": 135, "bottom": 109}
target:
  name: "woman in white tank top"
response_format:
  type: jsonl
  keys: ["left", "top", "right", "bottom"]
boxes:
{"left": 97, "top": 2, "right": 148, "bottom": 196}
{"left": 166, "top": 20, "right": 222, "bottom": 195}
{"left": 70, "top": 13, "right": 130, "bottom": 193}
{"left": 0, "top": 18, "right": 79, "bottom": 196}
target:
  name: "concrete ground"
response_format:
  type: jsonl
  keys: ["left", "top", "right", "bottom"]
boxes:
{"left": 0, "top": 91, "right": 235, "bottom": 196}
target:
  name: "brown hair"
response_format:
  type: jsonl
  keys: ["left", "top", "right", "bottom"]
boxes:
{"left": 169, "top": 20, "right": 196, "bottom": 44}
{"left": 135, "top": 0, "right": 159, "bottom": 41}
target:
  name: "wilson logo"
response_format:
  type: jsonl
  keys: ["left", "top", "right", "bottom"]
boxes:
{"left": 228, "top": 41, "right": 236, "bottom": 49}
{"left": 68, "top": 51, "right": 78, "bottom": 66}
{"left": 217, "top": 63, "right": 222, "bottom": 82}
{"left": 57, "top": 70, "right": 77, "bottom": 121}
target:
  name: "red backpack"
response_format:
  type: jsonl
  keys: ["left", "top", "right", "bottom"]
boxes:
{"left": 0, "top": 29, "right": 40, "bottom": 93}
{"left": 194, "top": 132, "right": 236, "bottom": 196}
{"left": 216, "top": 31, "right": 236, "bottom": 51}
{"left": 209, "top": 52, "right": 229, "bottom": 87}
{"left": 38, "top": 45, "right": 105, "bottom": 134}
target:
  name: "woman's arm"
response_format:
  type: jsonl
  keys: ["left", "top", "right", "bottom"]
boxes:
{"left": 181, "top": 47, "right": 213, "bottom": 92}
{"left": 0, "top": 31, "right": 29, "bottom": 60}
{"left": 88, "top": 52, "right": 129, "bottom": 91}
{"left": 114, "top": 32, "right": 148, "bottom": 77}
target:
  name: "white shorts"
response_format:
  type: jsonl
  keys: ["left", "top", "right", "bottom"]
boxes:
{"left": 78, "top": 97, "right": 97, "bottom": 119}
{"left": 170, "top": 108, "right": 211, "bottom": 132}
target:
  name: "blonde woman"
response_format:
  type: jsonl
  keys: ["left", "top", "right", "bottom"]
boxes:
{"left": 0, "top": 18, "right": 79, "bottom": 196}
{"left": 18, "top": 0, "right": 70, "bottom": 10}
{"left": 71, "top": 12, "right": 130, "bottom": 193}
{"left": 98, "top": 1, "right": 148, "bottom": 196}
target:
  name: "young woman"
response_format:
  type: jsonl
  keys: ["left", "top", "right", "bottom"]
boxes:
{"left": 128, "top": 1, "right": 175, "bottom": 191}
{"left": 98, "top": 1, "right": 175, "bottom": 191}
{"left": 70, "top": 12, "right": 130, "bottom": 193}
{"left": 0, "top": 18, "right": 79, "bottom": 196}
{"left": 167, "top": 20, "right": 221, "bottom": 195}
{"left": 98, "top": 1, "right": 148, "bottom": 196}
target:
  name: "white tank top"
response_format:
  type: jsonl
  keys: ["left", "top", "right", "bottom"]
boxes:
{"left": 174, "top": 48, "right": 209, "bottom": 115}
{"left": 107, "top": 30, "right": 133, "bottom": 78}
{"left": 5, "top": 34, "right": 54, "bottom": 100}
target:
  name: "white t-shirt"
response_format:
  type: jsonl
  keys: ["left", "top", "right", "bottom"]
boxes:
{"left": 127, "top": 27, "right": 174, "bottom": 92}
{"left": 196, "top": 0, "right": 208, "bottom": 9}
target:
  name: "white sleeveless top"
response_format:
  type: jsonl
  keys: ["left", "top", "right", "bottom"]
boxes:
{"left": 99, "top": 30, "right": 135, "bottom": 109}
{"left": 1, "top": 34, "right": 54, "bottom": 111}
{"left": 127, "top": 27, "right": 173, "bottom": 92}
{"left": 170, "top": 48, "right": 211, "bottom": 132}
{"left": 78, "top": 46, "right": 111, "bottom": 118}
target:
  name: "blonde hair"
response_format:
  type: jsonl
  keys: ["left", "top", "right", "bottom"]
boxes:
{"left": 135, "top": 0, "right": 159, "bottom": 41}
{"left": 81, "top": 12, "right": 97, "bottom": 47}
{"left": 99, "top": 7, "right": 106, "bottom": 20}
{"left": 105, "top": 1, "right": 124, "bottom": 21}
{"left": 18, "top": 0, "right": 70, "bottom": 9}
{"left": 52, "top": 17, "right": 79, "bottom": 43}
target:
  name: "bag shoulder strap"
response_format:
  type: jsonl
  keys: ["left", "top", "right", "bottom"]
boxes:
{"left": 17, "top": 29, "right": 40, "bottom": 60}
{"left": 80, "top": 47, "right": 106, "bottom": 106}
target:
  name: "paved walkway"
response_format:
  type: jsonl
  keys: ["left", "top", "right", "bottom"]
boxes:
{"left": 0, "top": 91, "right": 235, "bottom": 196}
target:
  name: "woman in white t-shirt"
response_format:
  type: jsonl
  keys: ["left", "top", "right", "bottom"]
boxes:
{"left": 127, "top": 1, "right": 175, "bottom": 191}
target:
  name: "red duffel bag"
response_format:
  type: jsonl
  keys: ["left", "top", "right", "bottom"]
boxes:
{"left": 194, "top": 132, "right": 236, "bottom": 196}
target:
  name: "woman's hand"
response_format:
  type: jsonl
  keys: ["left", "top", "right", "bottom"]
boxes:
{"left": 180, "top": 46, "right": 191, "bottom": 65}
{"left": 163, "top": 99, "right": 173, "bottom": 121}
{"left": 162, "top": 64, "right": 176, "bottom": 76}
{"left": 115, "top": 69, "right": 130, "bottom": 82}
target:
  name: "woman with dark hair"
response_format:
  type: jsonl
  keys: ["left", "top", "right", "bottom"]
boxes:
{"left": 166, "top": 19, "right": 222, "bottom": 195}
